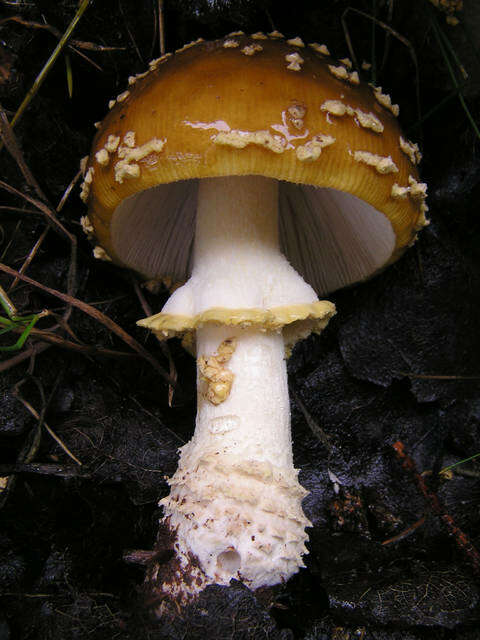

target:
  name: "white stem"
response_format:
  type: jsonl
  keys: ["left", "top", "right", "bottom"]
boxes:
{"left": 158, "top": 177, "right": 315, "bottom": 602}
{"left": 194, "top": 325, "right": 291, "bottom": 469}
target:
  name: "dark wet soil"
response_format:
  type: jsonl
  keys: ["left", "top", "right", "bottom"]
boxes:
{"left": 1, "top": 1, "right": 480, "bottom": 638}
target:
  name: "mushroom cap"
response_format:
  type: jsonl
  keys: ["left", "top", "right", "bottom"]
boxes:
{"left": 83, "top": 33, "right": 427, "bottom": 296}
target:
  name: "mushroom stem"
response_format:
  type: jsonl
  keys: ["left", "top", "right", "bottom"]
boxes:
{"left": 151, "top": 176, "right": 321, "bottom": 605}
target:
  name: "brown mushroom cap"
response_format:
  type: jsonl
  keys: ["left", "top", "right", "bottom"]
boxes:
{"left": 83, "top": 33, "right": 427, "bottom": 295}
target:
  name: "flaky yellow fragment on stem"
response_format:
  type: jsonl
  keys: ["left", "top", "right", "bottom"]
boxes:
{"left": 198, "top": 337, "right": 237, "bottom": 405}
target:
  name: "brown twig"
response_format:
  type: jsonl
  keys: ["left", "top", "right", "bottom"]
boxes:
{"left": 0, "top": 462, "right": 90, "bottom": 478}
{"left": 130, "top": 274, "right": 177, "bottom": 405}
{"left": 392, "top": 440, "right": 480, "bottom": 574}
{"left": 290, "top": 387, "right": 331, "bottom": 452}
{"left": 9, "top": 226, "right": 49, "bottom": 291}
{"left": 382, "top": 516, "right": 426, "bottom": 546}
{"left": 0, "top": 263, "right": 176, "bottom": 386}
{"left": 394, "top": 371, "right": 480, "bottom": 380}
{"left": 0, "top": 16, "right": 124, "bottom": 52}
{"left": 0, "top": 109, "right": 48, "bottom": 200}
{"left": 0, "top": 342, "right": 50, "bottom": 373}
{"left": 7, "top": 323, "right": 138, "bottom": 359}
{"left": 341, "top": 7, "right": 421, "bottom": 135}
{"left": 158, "top": 0, "right": 165, "bottom": 55}
{"left": 13, "top": 380, "right": 82, "bottom": 465}
{"left": 0, "top": 109, "right": 78, "bottom": 307}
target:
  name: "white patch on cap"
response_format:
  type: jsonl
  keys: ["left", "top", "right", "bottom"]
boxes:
{"left": 114, "top": 163, "right": 140, "bottom": 183}
{"left": 213, "top": 129, "right": 286, "bottom": 153}
{"left": 149, "top": 52, "right": 172, "bottom": 71}
{"left": 251, "top": 32, "right": 268, "bottom": 40}
{"left": 116, "top": 90, "right": 130, "bottom": 103}
{"left": 242, "top": 43, "right": 263, "bottom": 56}
{"left": 93, "top": 246, "right": 112, "bottom": 262}
{"left": 353, "top": 150, "right": 399, "bottom": 174}
{"left": 391, "top": 176, "right": 428, "bottom": 204}
{"left": 84, "top": 166, "right": 94, "bottom": 183}
{"left": 223, "top": 39, "right": 239, "bottom": 48}
{"left": 108, "top": 99, "right": 116, "bottom": 109}
{"left": 408, "top": 175, "right": 428, "bottom": 199}
{"left": 79, "top": 166, "right": 94, "bottom": 202}
{"left": 95, "top": 148, "right": 110, "bottom": 166}
{"left": 320, "top": 101, "right": 383, "bottom": 133}
{"left": 287, "top": 104, "right": 307, "bottom": 130}
{"left": 79, "top": 155, "right": 89, "bottom": 176}
{"left": 176, "top": 39, "right": 203, "bottom": 53}
{"left": 123, "top": 131, "right": 136, "bottom": 148}
{"left": 296, "top": 134, "right": 336, "bottom": 161}
{"left": 286, "top": 37, "right": 305, "bottom": 47}
{"left": 321, "top": 99, "right": 348, "bottom": 117}
{"left": 372, "top": 86, "right": 400, "bottom": 116}
{"left": 391, "top": 184, "right": 410, "bottom": 199}
{"left": 94, "top": 121, "right": 101, "bottom": 129}
{"left": 105, "top": 135, "right": 120, "bottom": 153}
{"left": 114, "top": 138, "right": 166, "bottom": 183}
{"left": 128, "top": 70, "right": 149, "bottom": 86}
{"left": 399, "top": 136, "right": 422, "bottom": 164}
{"left": 339, "top": 57, "right": 352, "bottom": 68}
{"left": 309, "top": 42, "right": 330, "bottom": 56}
{"left": 80, "top": 215, "right": 94, "bottom": 235}
{"left": 354, "top": 108, "right": 383, "bottom": 133}
{"left": 285, "top": 52, "right": 304, "bottom": 71}
{"left": 328, "top": 64, "right": 359, "bottom": 84}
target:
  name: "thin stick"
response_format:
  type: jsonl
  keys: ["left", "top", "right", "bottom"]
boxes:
{"left": 0, "top": 16, "right": 124, "bottom": 52}
{"left": 392, "top": 441, "right": 480, "bottom": 574}
{"left": 341, "top": 7, "right": 421, "bottom": 130}
{"left": 0, "top": 463, "right": 90, "bottom": 478}
{"left": 290, "top": 386, "right": 331, "bottom": 451}
{"left": 130, "top": 274, "right": 177, "bottom": 404}
{"left": 13, "top": 390, "right": 82, "bottom": 465}
{"left": 158, "top": 0, "right": 165, "bottom": 55}
{"left": 394, "top": 371, "right": 480, "bottom": 380}
{"left": 0, "top": 342, "right": 50, "bottom": 373}
{"left": 382, "top": 516, "right": 426, "bottom": 545}
{"left": 9, "top": 227, "right": 49, "bottom": 290}
{"left": 8, "top": 323, "right": 137, "bottom": 358}
{"left": 8, "top": 0, "right": 92, "bottom": 131}
{"left": 0, "top": 263, "right": 176, "bottom": 386}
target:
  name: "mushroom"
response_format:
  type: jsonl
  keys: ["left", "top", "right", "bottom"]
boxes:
{"left": 81, "top": 33, "right": 428, "bottom": 610}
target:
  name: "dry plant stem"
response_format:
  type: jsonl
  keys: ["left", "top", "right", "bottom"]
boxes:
{"left": 0, "top": 463, "right": 90, "bottom": 479}
{"left": 158, "top": 0, "right": 165, "bottom": 55}
{"left": 8, "top": 323, "right": 137, "bottom": 358}
{"left": 0, "top": 263, "right": 175, "bottom": 386}
{"left": 0, "top": 342, "right": 50, "bottom": 373}
{"left": 0, "top": 109, "right": 46, "bottom": 198}
{"left": 290, "top": 386, "right": 331, "bottom": 452}
{"left": 130, "top": 274, "right": 177, "bottom": 404}
{"left": 0, "top": 112, "right": 78, "bottom": 310}
{"left": 393, "top": 441, "right": 480, "bottom": 574}
{"left": 7, "top": 0, "right": 92, "bottom": 131}
{"left": 13, "top": 391, "right": 82, "bottom": 465}
{"left": 395, "top": 371, "right": 480, "bottom": 380}
{"left": 154, "top": 177, "right": 319, "bottom": 605}
{"left": 382, "top": 515, "right": 426, "bottom": 546}
{"left": 0, "top": 16, "right": 124, "bottom": 52}
{"left": 0, "top": 180, "right": 71, "bottom": 240}
{"left": 9, "top": 226, "right": 49, "bottom": 290}
{"left": 341, "top": 7, "right": 421, "bottom": 127}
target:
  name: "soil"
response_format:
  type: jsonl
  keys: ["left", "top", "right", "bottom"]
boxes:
{"left": 0, "top": 1, "right": 479, "bottom": 639}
